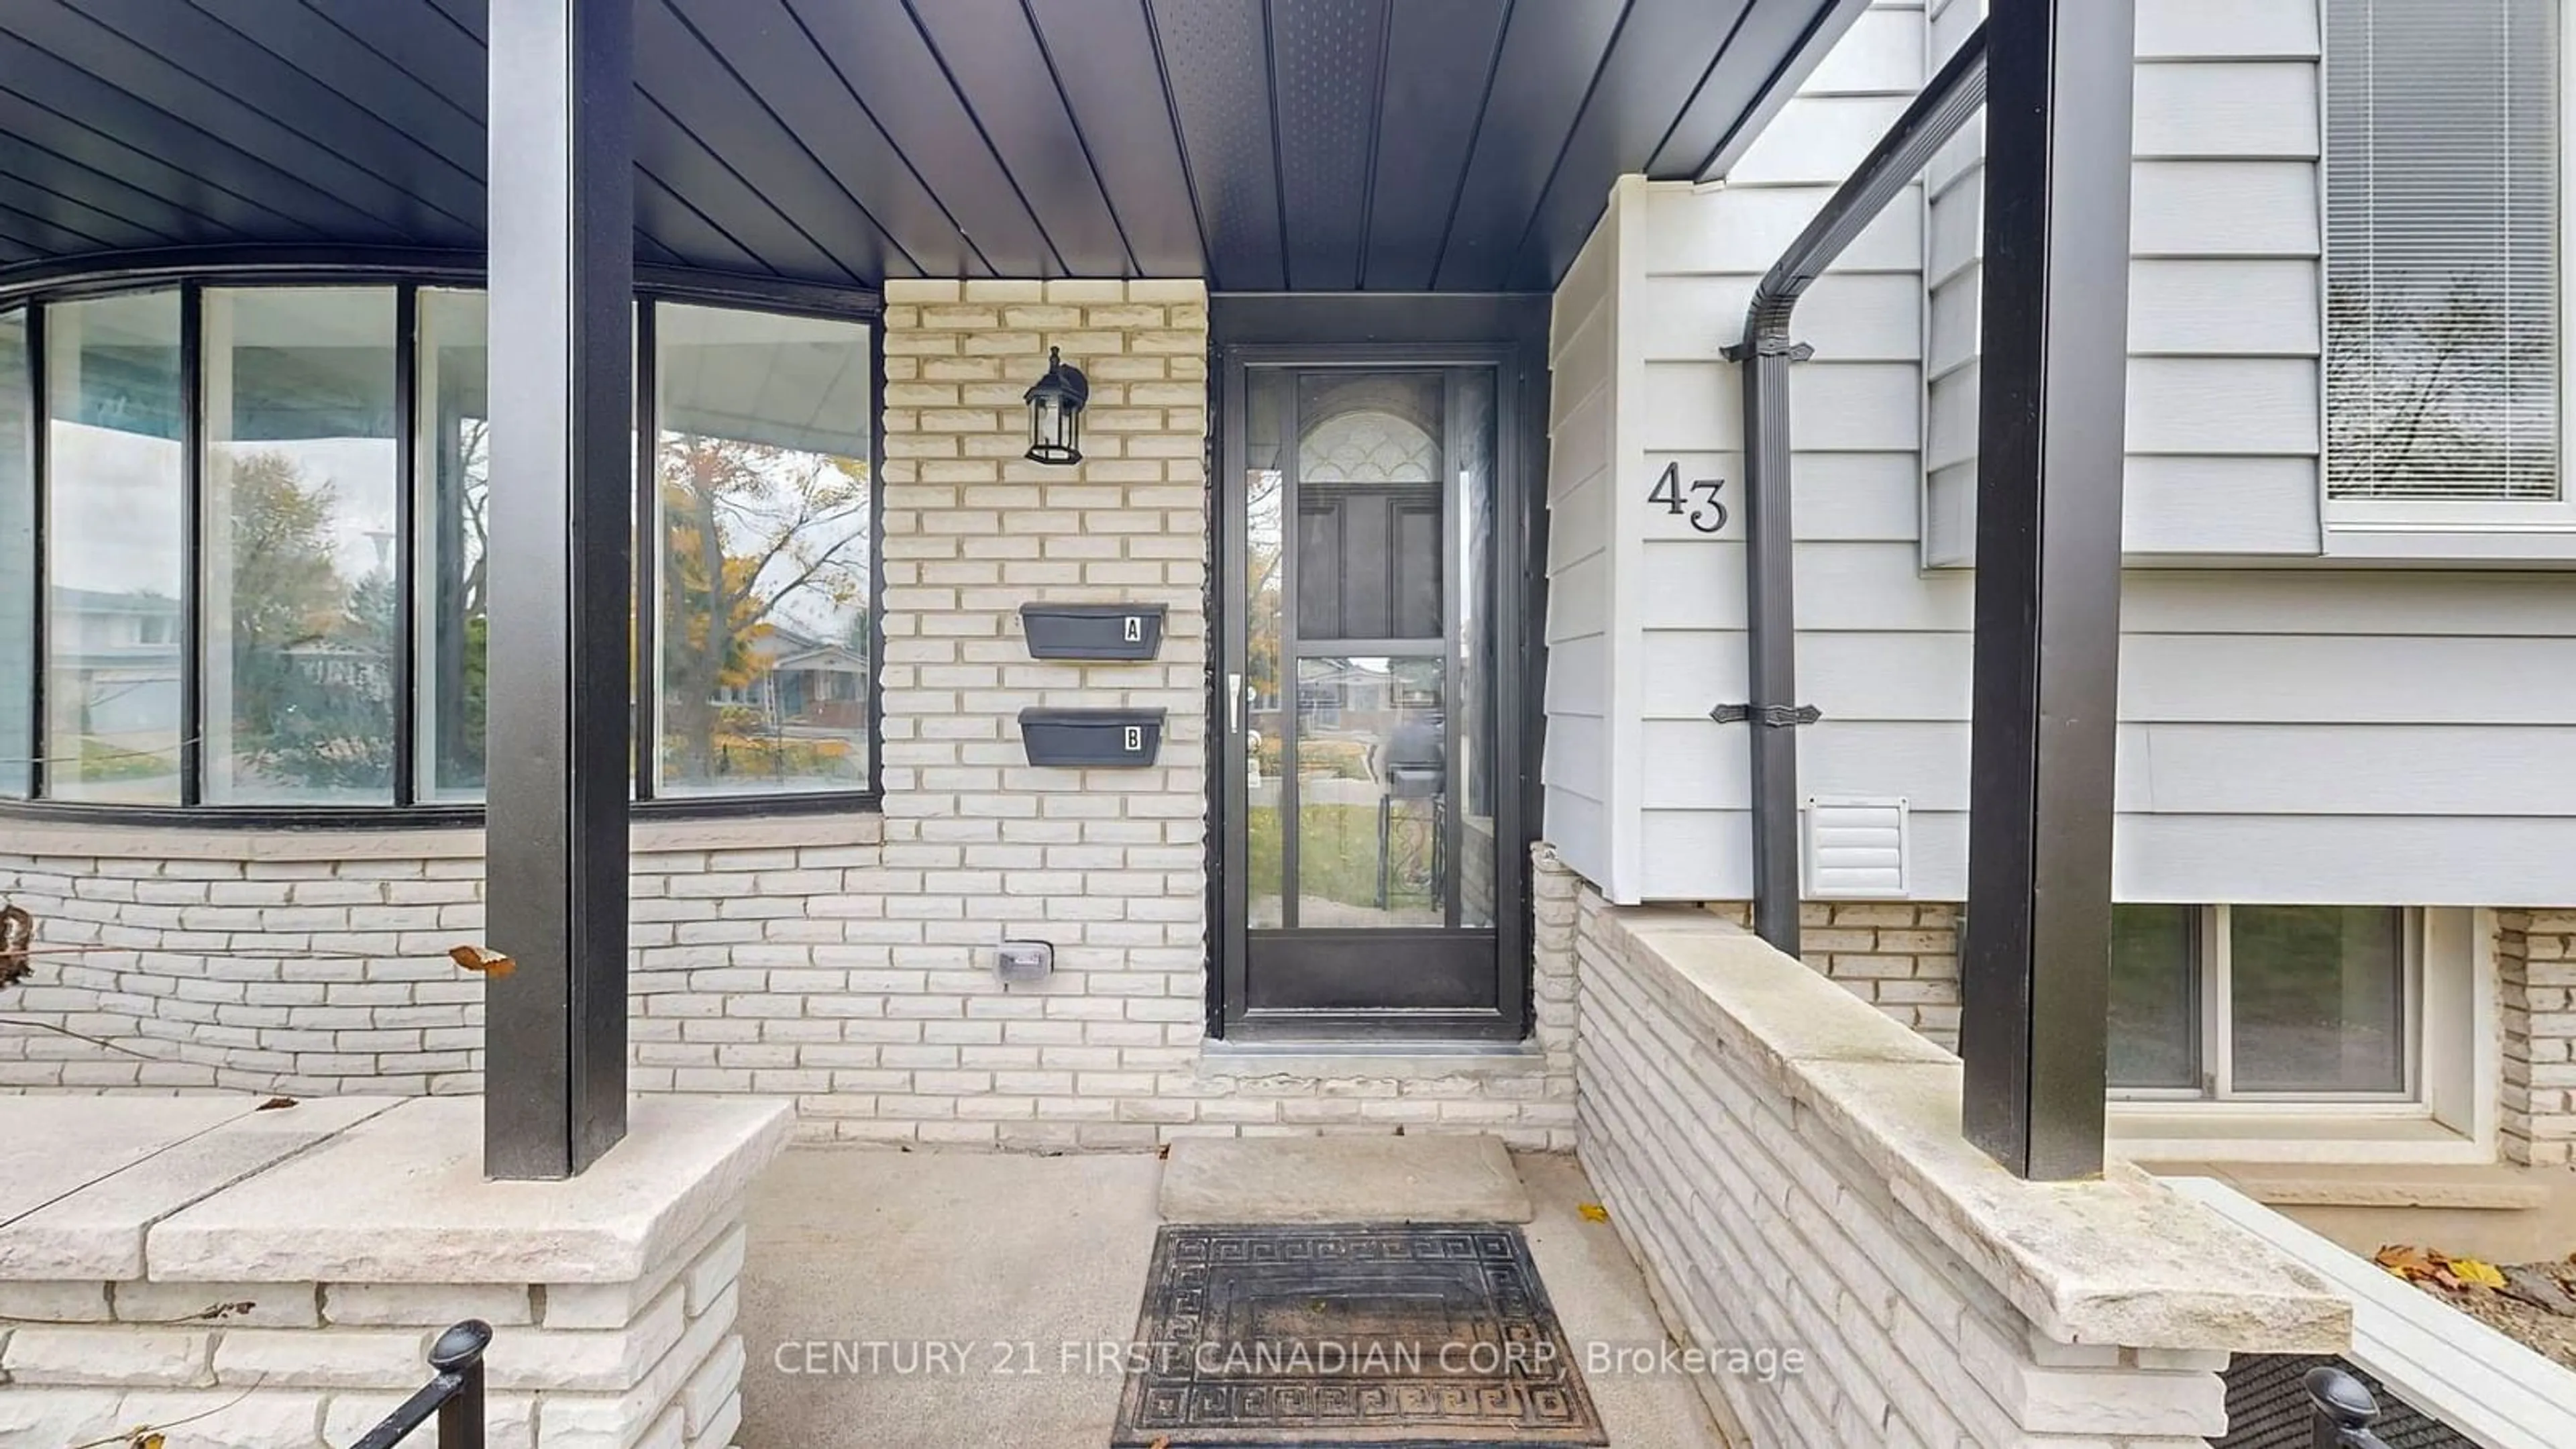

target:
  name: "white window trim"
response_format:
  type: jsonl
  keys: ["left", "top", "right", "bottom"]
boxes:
{"left": 2320, "top": 0, "right": 2576, "bottom": 539}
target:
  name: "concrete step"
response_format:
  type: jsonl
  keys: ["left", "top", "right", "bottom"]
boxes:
{"left": 1159, "top": 1134, "right": 1533, "bottom": 1224}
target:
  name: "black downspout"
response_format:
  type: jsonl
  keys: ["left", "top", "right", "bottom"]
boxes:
{"left": 1721, "top": 327, "right": 1811, "bottom": 957}
{"left": 1719, "top": 23, "right": 1989, "bottom": 957}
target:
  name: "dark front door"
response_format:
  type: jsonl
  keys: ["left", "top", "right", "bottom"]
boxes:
{"left": 1217, "top": 352, "right": 1525, "bottom": 1040}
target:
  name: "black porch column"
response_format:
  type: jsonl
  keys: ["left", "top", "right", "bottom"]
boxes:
{"left": 483, "top": 0, "right": 634, "bottom": 1179}
{"left": 1959, "top": 0, "right": 2136, "bottom": 1181}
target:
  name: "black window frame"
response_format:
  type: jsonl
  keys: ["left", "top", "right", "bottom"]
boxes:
{"left": 0, "top": 248, "right": 885, "bottom": 828}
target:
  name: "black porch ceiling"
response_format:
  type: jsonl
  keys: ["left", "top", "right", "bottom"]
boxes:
{"left": 0, "top": 0, "right": 1863, "bottom": 292}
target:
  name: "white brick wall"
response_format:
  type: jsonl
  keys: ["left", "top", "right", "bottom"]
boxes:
{"left": 0, "top": 837, "right": 497, "bottom": 1097}
{"left": 0, "top": 822, "right": 1574, "bottom": 1147}
{"left": 863, "top": 277, "right": 1215, "bottom": 1148}
{"left": 1574, "top": 890, "right": 2244, "bottom": 1447}
{"left": 0, "top": 279, "right": 1575, "bottom": 1148}
{"left": 2502, "top": 910, "right": 2576, "bottom": 1168}
{"left": 0, "top": 1205, "right": 749, "bottom": 1449}
{"left": 1697, "top": 901, "right": 1964, "bottom": 1051}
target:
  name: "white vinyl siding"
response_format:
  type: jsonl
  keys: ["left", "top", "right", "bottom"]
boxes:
{"left": 1544, "top": 0, "right": 1927, "bottom": 906}
{"left": 2324, "top": 0, "right": 2561, "bottom": 508}
{"left": 1541, "top": 191, "right": 1622, "bottom": 892}
{"left": 1925, "top": 0, "right": 2330, "bottom": 563}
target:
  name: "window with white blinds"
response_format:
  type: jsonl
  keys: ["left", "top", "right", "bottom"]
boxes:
{"left": 2326, "top": 0, "right": 2562, "bottom": 502}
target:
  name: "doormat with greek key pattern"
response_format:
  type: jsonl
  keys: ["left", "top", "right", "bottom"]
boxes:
{"left": 1110, "top": 1222, "right": 1606, "bottom": 1446}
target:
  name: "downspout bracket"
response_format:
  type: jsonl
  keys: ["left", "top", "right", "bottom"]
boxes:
{"left": 1711, "top": 703, "right": 1822, "bottom": 727}
{"left": 1719, "top": 339, "right": 1815, "bottom": 363}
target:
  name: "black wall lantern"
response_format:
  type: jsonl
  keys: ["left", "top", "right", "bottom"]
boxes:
{"left": 1024, "top": 347, "right": 1090, "bottom": 466}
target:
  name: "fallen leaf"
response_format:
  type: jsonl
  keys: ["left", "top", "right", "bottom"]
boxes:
{"left": 132, "top": 1435, "right": 166, "bottom": 1449}
{"left": 2374, "top": 1244, "right": 2439, "bottom": 1282}
{"left": 2378, "top": 1244, "right": 2512, "bottom": 1295}
{"left": 1577, "top": 1202, "right": 1610, "bottom": 1224}
{"left": 0, "top": 903, "right": 32, "bottom": 989}
{"left": 447, "top": 945, "right": 516, "bottom": 978}
{"left": 254, "top": 1096, "right": 297, "bottom": 1112}
{"left": 2448, "top": 1256, "right": 2508, "bottom": 1291}
{"left": 1148, "top": 1438, "right": 1171, "bottom": 1449}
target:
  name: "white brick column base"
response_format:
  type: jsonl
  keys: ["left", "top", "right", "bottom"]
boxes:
{"left": 2502, "top": 910, "right": 2576, "bottom": 1167}
{"left": 0, "top": 1096, "right": 789, "bottom": 1449}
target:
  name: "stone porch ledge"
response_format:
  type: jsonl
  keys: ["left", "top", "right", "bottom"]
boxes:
{"left": 0, "top": 1094, "right": 792, "bottom": 1449}
{"left": 144, "top": 1097, "right": 791, "bottom": 1284}
{"left": 1594, "top": 906, "right": 2349, "bottom": 1354}
{"left": 1573, "top": 894, "right": 2352, "bottom": 1445}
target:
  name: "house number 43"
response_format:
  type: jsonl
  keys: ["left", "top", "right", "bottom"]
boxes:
{"left": 1649, "top": 462, "right": 1729, "bottom": 534}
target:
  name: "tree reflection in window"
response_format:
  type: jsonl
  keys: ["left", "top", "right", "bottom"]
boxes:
{"left": 214, "top": 447, "right": 398, "bottom": 798}
{"left": 653, "top": 303, "right": 872, "bottom": 796}
{"left": 202, "top": 287, "right": 400, "bottom": 805}
{"left": 2324, "top": 0, "right": 2558, "bottom": 502}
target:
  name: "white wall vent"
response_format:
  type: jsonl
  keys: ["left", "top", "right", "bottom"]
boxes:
{"left": 1802, "top": 796, "right": 1909, "bottom": 899}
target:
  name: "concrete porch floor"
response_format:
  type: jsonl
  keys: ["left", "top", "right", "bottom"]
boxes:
{"left": 736, "top": 1144, "right": 1733, "bottom": 1448}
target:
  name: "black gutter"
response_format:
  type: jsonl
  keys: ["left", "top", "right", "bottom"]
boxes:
{"left": 1720, "top": 23, "right": 1988, "bottom": 957}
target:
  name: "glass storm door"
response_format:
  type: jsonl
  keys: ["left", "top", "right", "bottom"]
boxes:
{"left": 1219, "top": 360, "right": 1519, "bottom": 1039}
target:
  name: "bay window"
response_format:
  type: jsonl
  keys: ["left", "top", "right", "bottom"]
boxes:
{"left": 0, "top": 311, "right": 29, "bottom": 801}
{"left": 44, "top": 291, "right": 184, "bottom": 804}
{"left": 418, "top": 288, "right": 491, "bottom": 804}
{"left": 0, "top": 271, "right": 877, "bottom": 818}
{"left": 201, "top": 287, "right": 402, "bottom": 806}
{"left": 650, "top": 303, "right": 873, "bottom": 798}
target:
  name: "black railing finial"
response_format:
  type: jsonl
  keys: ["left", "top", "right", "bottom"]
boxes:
{"left": 429, "top": 1318, "right": 493, "bottom": 1372}
{"left": 2304, "top": 1365, "right": 2393, "bottom": 1449}
{"left": 353, "top": 1318, "right": 491, "bottom": 1449}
